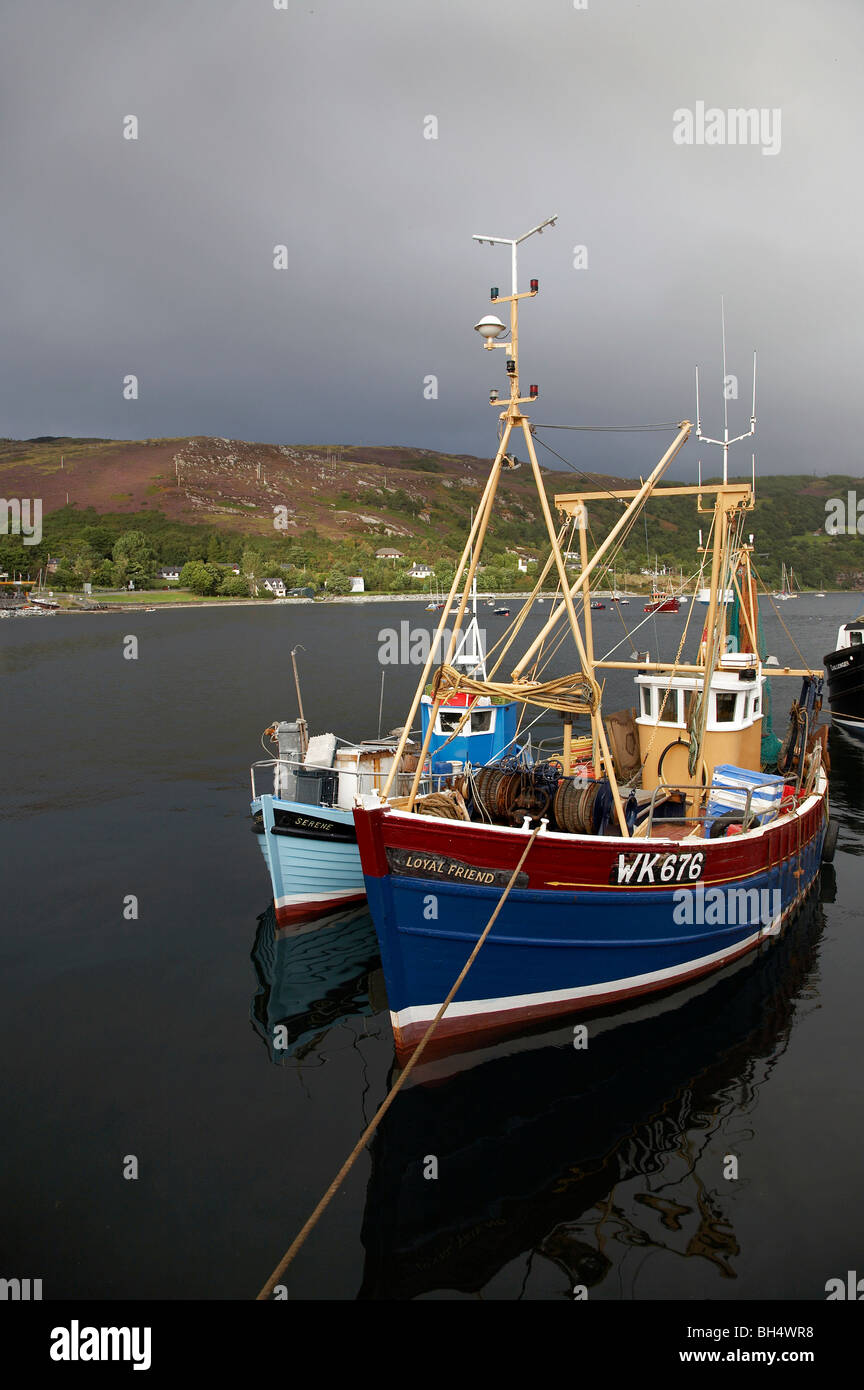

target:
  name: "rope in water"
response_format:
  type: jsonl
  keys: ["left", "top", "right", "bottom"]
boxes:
{"left": 255, "top": 823, "right": 542, "bottom": 1301}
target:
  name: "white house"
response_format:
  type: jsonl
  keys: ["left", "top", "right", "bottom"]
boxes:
{"left": 406, "top": 562, "right": 433, "bottom": 579}
{"left": 262, "top": 577, "right": 287, "bottom": 597}
{"left": 376, "top": 548, "right": 404, "bottom": 561}
{"left": 349, "top": 575, "right": 365, "bottom": 593}
{"left": 158, "top": 566, "right": 181, "bottom": 582}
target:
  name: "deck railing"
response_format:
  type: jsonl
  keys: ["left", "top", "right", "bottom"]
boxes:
{"left": 636, "top": 783, "right": 790, "bottom": 839}
{"left": 249, "top": 757, "right": 441, "bottom": 804}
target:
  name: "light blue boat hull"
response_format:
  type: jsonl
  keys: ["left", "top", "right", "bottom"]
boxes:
{"left": 252, "top": 794, "right": 364, "bottom": 926}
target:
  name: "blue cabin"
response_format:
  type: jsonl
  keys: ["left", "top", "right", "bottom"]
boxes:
{"left": 421, "top": 693, "right": 521, "bottom": 774}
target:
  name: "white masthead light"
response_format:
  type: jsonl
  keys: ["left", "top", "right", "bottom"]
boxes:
{"left": 474, "top": 314, "right": 507, "bottom": 339}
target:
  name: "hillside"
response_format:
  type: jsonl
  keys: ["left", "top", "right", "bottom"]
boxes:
{"left": 0, "top": 435, "right": 560, "bottom": 549}
{"left": 2, "top": 435, "right": 864, "bottom": 589}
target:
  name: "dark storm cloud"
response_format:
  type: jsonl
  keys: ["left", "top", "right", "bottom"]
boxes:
{"left": 1, "top": 0, "right": 861, "bottom": 478}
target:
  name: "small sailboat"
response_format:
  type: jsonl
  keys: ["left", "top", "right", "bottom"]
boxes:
{"left": 424, "top": 575, "right": 445, "bottom": 610}
{"left": 774, "top": 563, "right": 798, "bottom": 600}
{"left": 27, "top": 571, "right": 60, "bottom": 609}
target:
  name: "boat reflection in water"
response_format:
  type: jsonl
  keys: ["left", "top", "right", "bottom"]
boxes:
{"left": 824, "top": 727, "right": 864, "bottom": 854}
{"left": 358, "top": 878, "right": 831, "bottom": 1300}
{"left": 250, "top": 902, "right": 386, "bottom": 1062}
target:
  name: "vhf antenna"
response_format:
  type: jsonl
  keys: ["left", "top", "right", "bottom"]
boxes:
{"left": 695, "top": 295, "right": 756, "bottom": 485}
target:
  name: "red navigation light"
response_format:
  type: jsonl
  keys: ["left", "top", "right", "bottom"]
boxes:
{"left": 529, "top": 384, "right": 539, "bottom": 399}
{"left": 530, "top": 278, "right": 539, "bottom": 293}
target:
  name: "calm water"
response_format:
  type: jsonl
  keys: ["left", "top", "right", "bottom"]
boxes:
{"left": 1, "top": 596, "right": 862, "bottom": 1300}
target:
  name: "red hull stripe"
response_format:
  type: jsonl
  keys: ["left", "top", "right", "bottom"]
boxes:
{"left": 274, "top": 890, "right": 366, "bottom": 926}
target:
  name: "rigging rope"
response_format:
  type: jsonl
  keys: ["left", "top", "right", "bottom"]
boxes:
{"left": 255, "top": 825, "right": 541, "bottom": 1300}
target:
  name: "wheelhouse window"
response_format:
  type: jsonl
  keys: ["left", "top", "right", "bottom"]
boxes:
{"left": 657, "top": 689, "right": 681, "bottom": 726}
{"left": 436, "top": 708, "right": 495, "bottom": 735}
{"left": 715, "top": 692, "right": 739, "bottom": 723}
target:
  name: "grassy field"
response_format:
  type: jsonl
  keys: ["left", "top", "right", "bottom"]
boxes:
{"left": 92, "top": 589, "right": 260, "bottom": 606}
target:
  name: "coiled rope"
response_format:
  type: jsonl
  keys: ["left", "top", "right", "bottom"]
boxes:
{"left": 430, "top": 664, "right": 600, "bottom": 715}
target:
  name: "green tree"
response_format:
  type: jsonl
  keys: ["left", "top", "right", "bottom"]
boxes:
{"left": 206, "top": 533, "right": 223, "bottom": 563}
{"left": 49, "top": 566, "right": 77, "bottom": 590}
{"left": 326, "top": 569, "right": 351, "bottom": 595}
{"left": 180, "top": 561, "right": 220, "bottom": 595}
{"left": 241, "top": 548, "right": 261, "bottom": 579}
{"left": 218, "top": 573, "right": 250, "bottom": 597}
{"left": 93, "top": 559, "right": 115, "bottom": 586}
{"left": 113, "top": 530, "right": 155, "bottom": 584}
{"left": 72, "top": 544, "right": 98, "bottom": 582}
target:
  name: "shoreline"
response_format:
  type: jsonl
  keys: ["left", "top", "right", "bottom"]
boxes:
{"left": 2, "top": 588, "right": 851, "bottom": 617}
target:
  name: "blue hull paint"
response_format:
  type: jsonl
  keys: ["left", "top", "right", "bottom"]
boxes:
{"left": 363, "top": 830, "right": 824, "bottom": 1021}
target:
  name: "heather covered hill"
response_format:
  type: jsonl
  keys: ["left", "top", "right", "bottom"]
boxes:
{"left": 2, "top": 435, "right": 864, "bottom": 588}
{"left": 0, "top": 435, "right": 558, "bottom": 548}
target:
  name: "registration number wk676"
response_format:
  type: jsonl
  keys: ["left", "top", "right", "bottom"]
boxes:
{"left": 611, "top": 850, "right": 705, "bottom": 886}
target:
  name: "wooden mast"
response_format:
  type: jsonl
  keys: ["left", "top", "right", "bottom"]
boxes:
{"left": 378, "top": 443, "right": 511, "bottom": 800}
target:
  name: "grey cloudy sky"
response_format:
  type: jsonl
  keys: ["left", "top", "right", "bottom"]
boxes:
{"left": 1, "top": 0, "right": 861, "bottom": 478}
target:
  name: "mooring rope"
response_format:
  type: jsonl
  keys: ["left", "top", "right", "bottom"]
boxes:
{"left": 255, "top": 824, "right": 542, "bottom": 1300}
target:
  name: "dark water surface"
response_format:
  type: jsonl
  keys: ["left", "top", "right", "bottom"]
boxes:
{"left": 2, "top": 597, "right": 862, "bottom": 1300}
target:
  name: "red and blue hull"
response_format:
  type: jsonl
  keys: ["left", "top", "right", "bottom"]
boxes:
{"left": 353, "top": 784, "right": 827, "bottom": 1059}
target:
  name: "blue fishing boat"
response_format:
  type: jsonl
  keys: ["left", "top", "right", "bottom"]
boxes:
{"left": 358, "top": 887, "right": 826, "bottom": 1297}
{"left": 353, "top": 218, "right": 833, "bottom": 1060}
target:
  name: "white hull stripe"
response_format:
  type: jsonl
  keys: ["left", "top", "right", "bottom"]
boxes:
{"left": 390, "top": 919, "right": 776, "bottom": 1031}
{"left": 275, "top": 887, "right": 362, "bottom": 909}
